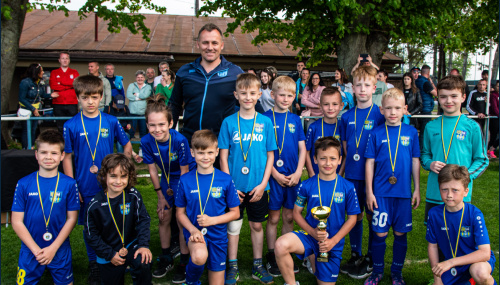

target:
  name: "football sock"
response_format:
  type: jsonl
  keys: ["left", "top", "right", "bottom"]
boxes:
{"left": 186, "top": 258, "right": 204, "bottom": 284}
{"left": 371, "top": 234, "right": 387, "bottom": 274}
{"left": 349, "top": 220, "right": 363, "bottom": 256}
{"left": 180, "top": 253, "right": 190, "bottom": 266}
{"left": 391, "top": 233, "right": 408, "bottom": 275}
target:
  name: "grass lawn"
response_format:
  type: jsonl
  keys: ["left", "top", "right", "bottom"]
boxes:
{"left": 2, "top": 161, "right": 498, "bottom": 285}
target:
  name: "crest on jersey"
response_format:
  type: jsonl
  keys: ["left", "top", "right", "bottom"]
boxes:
{"left": 401, "top": 136, "right": 410, "bottom": 146}
{"left": 364, "top": 120, "right": 374, "bottom": 130}
{"left": 120, "top": 203, "right": 131, "bottom": 215}
{"left": 456, "top": 130, "right": 467, "bottom": 141}
{"left": 50, "top": 191, "right": 62, "bottom": 203}
{"left": 460, "top": 226, "right": 471, "bottom": 238}
{"left": 100, "top": 128, "right": 109, "bottom": 138}
{"left": 288, "top": 123, "right": 296, "bottom": 133}
{"left": 255, "top": 123, "right": 264, "bottom": 133}
{"left": 334, "top": 192, "right": 344, "bottom": 203}
{"left": 170, "top": 152, "right": 178, "bottom": 161}
{"left": 211, "top": 187, "right": 222, "bottom": 198}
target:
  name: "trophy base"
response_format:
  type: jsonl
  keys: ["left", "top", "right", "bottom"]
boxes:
{"left": 317, "top": 255, "right": 329, "bottom": 263}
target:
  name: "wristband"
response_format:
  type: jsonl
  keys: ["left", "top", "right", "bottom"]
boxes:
{"left": 154, "top": 187, "right": 162, "bottom": 192}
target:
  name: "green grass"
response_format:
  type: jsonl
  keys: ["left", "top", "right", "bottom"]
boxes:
{"left": 2, "top": 162, "right": 498, "bottom": 284}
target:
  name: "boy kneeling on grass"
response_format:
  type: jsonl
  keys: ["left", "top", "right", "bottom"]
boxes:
{"left": 275, "top": 137, "right": 359, "bottom": 285}
{"left": 176, "top": 130, "right": 240, "bottom": 285}
{"left": 426, "top": 164, "right": 496, "bottom": 285}
{"left": 85, "top": 153, "right": 152, "bottom": 284}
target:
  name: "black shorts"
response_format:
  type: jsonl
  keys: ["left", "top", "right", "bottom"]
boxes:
{"left": 237, "top": 191, "right": 269, "bottom": 222}
{"left": 424, "top": 201, "right": 441, "bottom": 224}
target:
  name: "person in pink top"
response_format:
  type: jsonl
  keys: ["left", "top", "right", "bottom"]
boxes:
{"left": 49, "top": 52, "right": 80, "bottom": 133}
{"left": 301, "top": 73, "right": 326, "bottom": 129}
{"left": 488, "top": 80, "right": 499, "bottom": 158}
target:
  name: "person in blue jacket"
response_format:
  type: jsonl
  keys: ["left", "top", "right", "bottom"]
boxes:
{"left": 169, "top": 23, "right": 244, "bottom": 144}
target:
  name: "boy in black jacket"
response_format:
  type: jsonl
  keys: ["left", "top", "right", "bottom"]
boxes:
{"left": 85, "top": 153, "right": 152, "bottom": 284}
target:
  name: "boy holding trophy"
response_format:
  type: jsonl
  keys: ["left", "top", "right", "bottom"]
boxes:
{"left": 275, "top": 137, "right": 359, "bottom": 285}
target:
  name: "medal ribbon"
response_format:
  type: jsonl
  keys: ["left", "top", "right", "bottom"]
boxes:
{"left": 272, "top": 109, "right": 287, "bottom": 158}
{"left": 196, "top": 171, "right": 215, "bottom": 216}
{"left": 107, "top": 191, "right": 126, "bottom": 248}
{"left": 36, "top": 172, "right": 60, "bottom": 231}
{"left": 322, "top": 118, "right": 338, "bottom": 139}
{"left": 441, "top": 116, "right": 461, "bottom": 163}
{"left": 385, "top": 123, "right": 402, "bottom": 175}
{"left": 317, "top": 175, "right": 338, "bottom": 210}
{"left": 81, "top": 111, "right": 102, "bottom": 165}
{"left": 354, "top": 105, "right": 374, "bottom": 153}
{"left": 155, "top": 137, "right": 172, "bottom": 186}
{"left": 443, "top": 204, "right": 465, "bottom": 259}
{"left": 237, "top": 112, "right": 257, "bottom": 163}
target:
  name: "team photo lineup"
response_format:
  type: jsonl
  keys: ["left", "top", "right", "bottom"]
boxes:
{"left": 10, "top": 22, "right": 499, "bottom": 285}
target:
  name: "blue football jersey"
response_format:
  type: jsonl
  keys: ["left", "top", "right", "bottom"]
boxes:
{"left": 305, "top": 119, "right": 342, "bottom": 174}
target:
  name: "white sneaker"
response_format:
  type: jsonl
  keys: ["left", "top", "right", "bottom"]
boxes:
{"left": 138, "top": 148, "right": 143, "bottom": 157}
{"left": 302, "top": 258, "right": 313, "bottom": 274}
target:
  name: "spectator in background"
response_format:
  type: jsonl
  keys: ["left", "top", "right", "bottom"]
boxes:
{"left": 332, "top": 68, "right": 354, "bottom": 110}
{"left": 415, "top": 64, "right": 437, "bottom": 147}
{"left": 450, "top": 68, "right": 470, "bottom": 110}
{"left": 104, "top": 63, "right": 124, "bottom": 97}
{"left": 267, "top": 66, "right": 278, "bottom": 79}
{"left": 18, "top": 63, "right": 57, "bottom": 149}
{"left": 155, "top": 69, "right": 175, "bottom": 105}
{"left": 127, "top": 70, "right": 152, "bottom": 142}
{"left": 294, "top": 68, "right": 310, "bottom": 115}
{"left": 377, "top": 69, "right": 394, "bottom": 88}
{"left": 488, "top": 81, "right": 499, "bottom": 158}
{"left": 105, "top": 93, "right": 133, "bottom": 153}
{"left": 259, "top": 68, "right": 275, "bottom": 112}
{"left": 146, "top": 67, "right": 156, "bottom": 93}
{"left": 402, "top": 72, "right": 423, "bottom": 127}
{"left": 247, "top": 68, "right": 257, "bottom": 75}
{"left": 49, "top": 52, "right": 79, "bottom": 133}
{"left": 153, "top": 61, "right": 169, "bottom": 90}
{"left": 301, "top": 72, "right": 326, "bottom": 129}
{"left": 350, "top": 54, "right": 380, "bottom": 75}
{"left": 411, "top": 66, "right": 420, "bottom": 80}
{"left": 88, "top": 61, "right": 112, "bottom": 110}
{"left": 289, "top": 61, "right": 305, "bottom": 81}
{"left": 467, "top": 78, "right": 488, "bottom": 132}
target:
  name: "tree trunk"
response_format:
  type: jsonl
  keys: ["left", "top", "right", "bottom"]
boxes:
{"left": 1, "top": 0, "right": 29, "bottom": 143}
{"left": 462, "top": 52, "right": 468, "bottom": 78}
{"left": 438, "top": 44, "right": 446, "bottom": 80}
{"left": 448, "top": 51, "right": 453, "bottom": 74}
{"left": 492, "top": 45, "right": 499, "bottom": 81}
{"left": 433, "top": 43, "right": 438, "bottom": 77}
{"left": 336, "top": 33, "right": 368, "bottom": 78}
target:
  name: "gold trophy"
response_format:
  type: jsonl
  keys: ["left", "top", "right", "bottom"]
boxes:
{"left": 311, "top": 206, "right": 331, "bottom": 262}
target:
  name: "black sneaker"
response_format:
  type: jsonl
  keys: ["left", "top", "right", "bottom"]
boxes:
{"left": 293, "top": 262, "right": 299, "bottom": 274}
{"left": 348, "top": 255, "right": 373, "bottom": 279}
{"left": 88, "top": 260, "right": 100, "bottom": 285}
{"left": 172, "top": 264, "right": 187, "bottom": 284}
{"left": 340, "top": 252, "right": 363, "bottom": 275}
{"left": 152, "top": 257, "right": 173, "bottom": 278}
{"left": 171, "top": 243, "right": 181, "bottom": 259}
{"left": 266, "top": 252, "right": 281, "bottom": 277}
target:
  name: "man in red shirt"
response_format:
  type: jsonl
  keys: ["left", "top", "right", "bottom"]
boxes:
{"left": 49, "top": 52, "right": 80, "bottom": 133}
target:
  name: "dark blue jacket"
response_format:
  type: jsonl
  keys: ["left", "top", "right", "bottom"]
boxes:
{"left": 169, "top": 56, "right": 244, "bottom": 141}
{"left": 415, "top": 75, "right": 434, "bottom": 113}
{"left": 18, "top": 77, "right": 50, "bottom": 111}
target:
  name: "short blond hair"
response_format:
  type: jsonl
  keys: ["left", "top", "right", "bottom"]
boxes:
{"left": 382, "top": 88, "right": 405, "bottom": 105}
{"left": 352, "top": 65, "right": 377, "bottom": 84}
{"left": 272, "top": 76, "right": 296, "bottom": 94}
{"left": 236, "top": 73, "right": 261, "bottom": 90}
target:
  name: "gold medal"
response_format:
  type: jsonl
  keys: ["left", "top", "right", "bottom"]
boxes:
{"left": 354, "top": 105, "right": 374, "bottom": 160}
{"left": 155, "top": 137, "right": 172, "bottom": 194}
{"left": 119, "top": 247, "right": 128, "bottom": 257}
{"left": 166, "top": 188, "right": 174, "bottom": 196}
{"left": 90, "top": 165, "right": 98, "bottom": 174}
{"left": 385, "top": 123, "right": 401, "bottom": 186}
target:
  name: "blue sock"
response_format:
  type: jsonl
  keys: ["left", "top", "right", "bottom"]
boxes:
{"left": 367, "top": 222, "right": 374, "bottom": 257}
{"left": 186, "top": 258, "right": 204, "bottom": 284}
{"left": 83, "top": 230, "right": 96, "bottom": 261}
{"left": 349, "top": 220, "right": 363, "bottom": 255}
{"left": 391, "top": 233, "right": 407, "bottom": 275}
{"left": 371, "top": 234, "right": 387, "bottom": 274}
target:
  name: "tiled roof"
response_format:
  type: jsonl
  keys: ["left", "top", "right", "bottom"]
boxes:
{"left": 20, "top": 10, "right": 402, "bottom": 62}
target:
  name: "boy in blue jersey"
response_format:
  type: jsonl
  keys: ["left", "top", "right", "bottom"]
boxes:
{"left": 219, "top": 73, "right": 277, "bottom": 284}
{"left": 275, "top": 137, "right": 359, "bottom": 285}
{"left": 364, "top": 88, "right": 421, "bottom": 285}
{"left": 421, "top": 76, "right": 488, "bottom": 222}
{"left": 305, "top": 87, "right": 344, "bottom": 177}
{"left": 62, "top": 75, "right": 132, "bottom": 284}
{"left": 85, "top": 153, "right": 152, "bottom": 285}
{"left": 12, "top": 130, "right": 80, "bottom": 285}
{"left": 141, "top": 95, "right": 196, "bottom": 283}
{"left": 339, "top": 65, "right": 386, "bottom": 278}
{"left": 263, "top": 76, "right": 307, "bottom": 277}
{"left": 176, "top": 130, "right": 240, "bottom": 285}
{"left": 426, "top": 164, "right": 496, "bottom": 285}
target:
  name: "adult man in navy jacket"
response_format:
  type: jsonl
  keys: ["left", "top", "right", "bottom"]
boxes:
{"left": 170, "top": 23, "right": 244, "bottom": 143}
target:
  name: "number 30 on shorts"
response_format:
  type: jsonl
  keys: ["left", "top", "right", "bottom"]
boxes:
{"left": 372, "top": 210, "right": 388, "bottom": 227}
